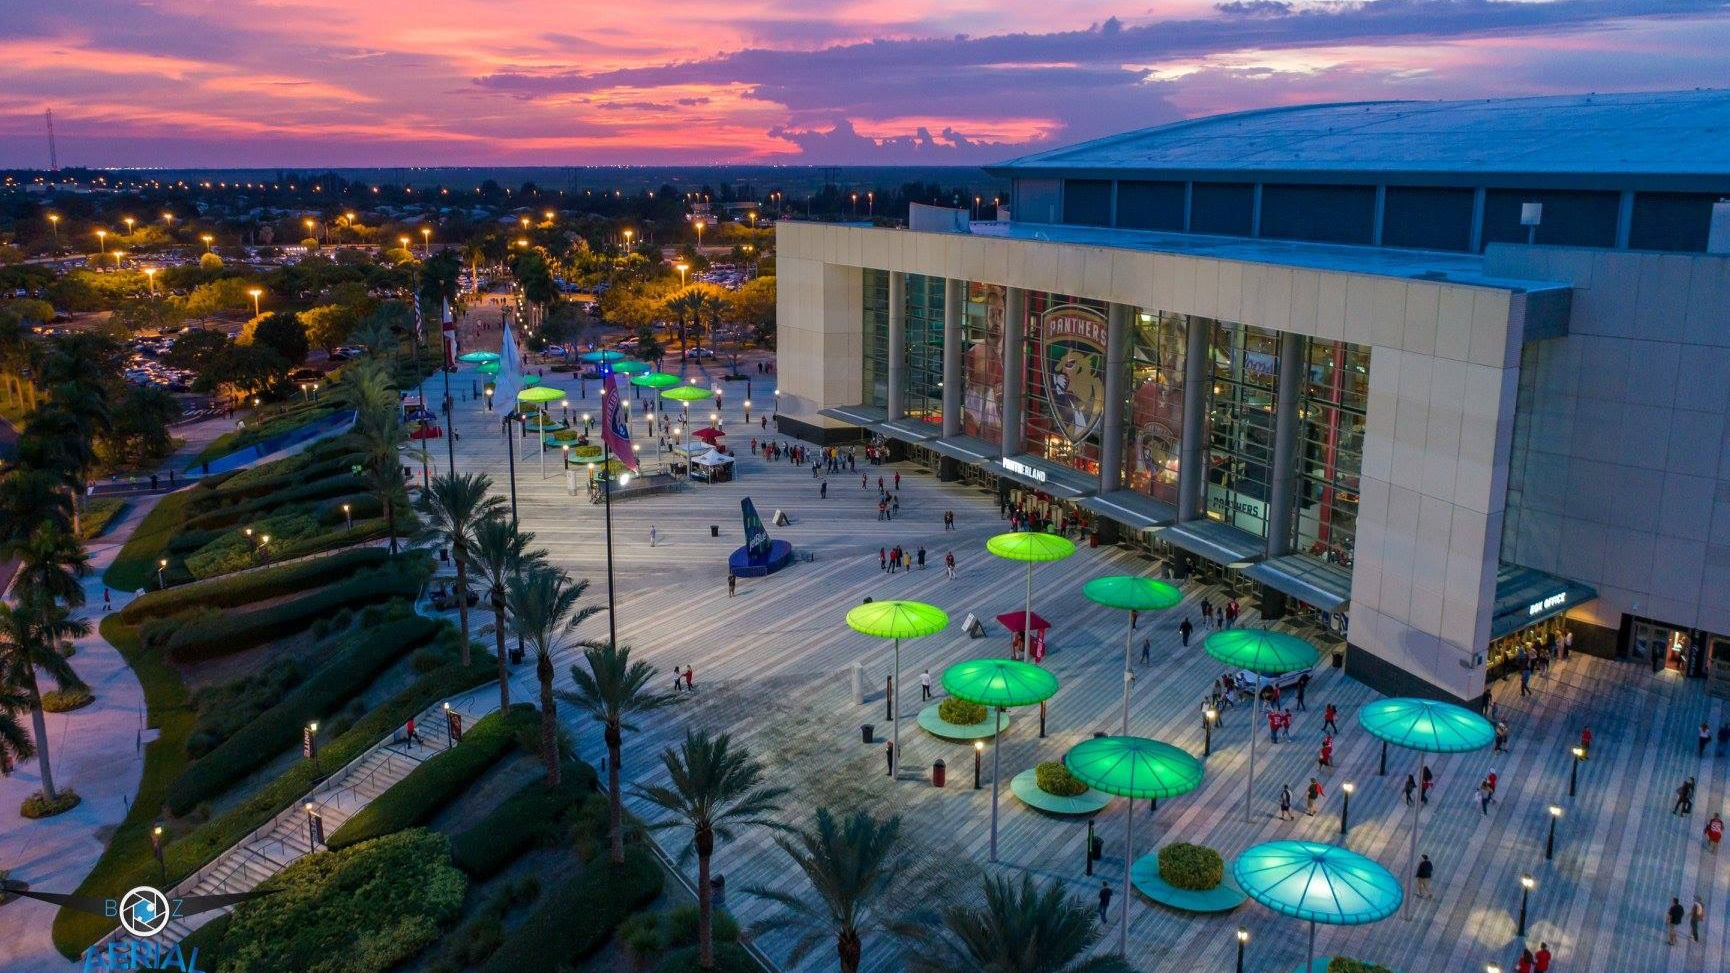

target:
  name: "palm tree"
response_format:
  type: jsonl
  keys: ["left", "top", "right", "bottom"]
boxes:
{"left": 745, "top": 809, "right": 906, "bottom": 973}
{"left": 11, "top": 523, "right": 90, "bottom": 610}
{"left": 0, "top": 680, "right": 36, "bottom": 775}
{"left": 901, "top": 874, "right": 1132, "bottom": 973}
{"left": 504, "top": 565, "right": 597, "bottom": 788}
{"left": 467, "top": 515, "right": 545, "bottom": 713}
{"left": 700, "top": 289, "right": 728, "bottom": 359}
{"left": 415, "top": 472, "right": 504, "bottom": 665}
{"left": 0, "top": 469, "right": 75, "bottom": 547}
{"left": 559, "top": 642, "right": 677, "bottom": 864}
{"left": 663, "top": 289, "right": 707, "bottom": 367}
{"left": 635, "top": 730, "right": 789, "bottom": 969}
{"left": 0, "top": 596, "right": 88, "bottom": 802}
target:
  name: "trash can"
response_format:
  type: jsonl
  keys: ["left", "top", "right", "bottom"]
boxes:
{"left": 710, "top": 874, "right": 726, "bottom": 906}
{"left": 860, "top": 724, "right": 874, "bottom": 744}
{"left": 1088, "top": 532, "right": 1100, "bottom": 548}
{"left": 932, "top": 759, "right": 946, "bottom": 788}
{"left": 1090, "top": 836, "right": 1104, "bottom": 861}
{"left": 710, "top": 525, "right": 720, "bottom": 537}
{"left": 1332, "top": 648, "right": 1345, "bottom": 670}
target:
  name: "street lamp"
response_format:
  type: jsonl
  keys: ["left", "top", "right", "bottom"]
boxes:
{"left": 421, "top": 227, "right": 431, "bottom": 254}
{"left": 1235, "top": 928, "right": 1249, "bottom": 973}
{"left": 305, "top": 721, "right": 319, "bottom": 771}
{"left": 144, "top": 267, "right": 157, "bottom": 295}
{"left": 201, "top": 233, "right": 214, "bottom": 252}
{"left": 398, "top": 235, "right": 411, "bottom": 253}
{"left": 1203, "top": 706, "right": 1217, "bottom": 756}
{"left": 157, "top": 558, "right": 168, "bottom": 590}
{"left": 304, "top": 217, "right": 316, "bottom": 240}
{"left": 151, "top": 824, "right": 166, "bottom": 883}
{"left": 676, "top": 262, "right": 688, "bottom": 287}
{"left": 1570, "top": 746, "right": 1584, "bottom": 797}
{"left": 124, "top": 216, "right": 135, "bottom": 235}
{"left": 1545, "top": 804, "right": 1562, "bottom": 860}
{"left": 743, "top": 399, "right": 751, "bottom": 423}
{"left": 1517, "top": 874, "right": 1535, "bottom": 937}
{"left": 46, "top": 213, "right": 60, "bottom": 248}
{"left": 973, "top": 740, "right": 984, "bottom": 789}
{"left": 622, "top": 228, "right": 634, "bottom": 249}
{"left": 543, "top": 210, "right": 555, "bottom": 222}
{"left": 96, "top": 229, "right": 107, "bottom": 253}
{"left": 1340, "top": 781, "right": 1355, "bottom": 835}
{"left": 248, "top": 287, "right": 263, "bottom": 316}
{"left": 342, "top": 503, "right": 352, "bottom": 529}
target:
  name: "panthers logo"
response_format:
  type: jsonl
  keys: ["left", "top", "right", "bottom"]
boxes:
{"left": 1040, "top": 306, "right": 1108, "bottom": 443}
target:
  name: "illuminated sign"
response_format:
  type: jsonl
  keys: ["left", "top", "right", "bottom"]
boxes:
{"left": 1527, "top": 592, "right": 1567, "bottom": 616}
{"left": 1001, "top": 458, "right": 1047, "bottom": 483}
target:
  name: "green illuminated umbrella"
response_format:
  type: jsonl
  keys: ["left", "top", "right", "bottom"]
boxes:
{"left": 941, "top": 658, "right": 1060, "bottom": 863}
{"left": 1234, "top": 840, "right": 1402, "bottom": 971}
{"left": 1203, "top": 629, "right": 1320, "bottom": 824}
{"left": 457, "top": 351, "right": 500, "bottom": 364}
{"left": 613, "top": 360, "right": 650, "bottom": 375}
{"left": 631, "top": 372, "right": 681, "bottom": 390}
{"left": 523, "top": 374, "right": 542, "bottom": 387}
{"left": 1359, "top": 698, "right": 1493, "bottom": 914}
{"left": 985, "top": 531, "right": 1076, "bottom": 666}
{"left": 1065, "top": 735, "right": 1205, "bottom": 955}
{"left": 845, "top": 601, "right": 948, "bottom": 785}
{"left": 661, "top": 385, "right": 715, "bottom": 403}
{"left": 476, "top": 361, "right": 500, "bottom": 375}
{"left": 580, "top": 349, "right": 627, "bottom": 363}
{"left": 517, "top": 386, "right": 564, "bottom": 404}
{"left": 1085, "top": 576, "right": 1183, "bottom": 733}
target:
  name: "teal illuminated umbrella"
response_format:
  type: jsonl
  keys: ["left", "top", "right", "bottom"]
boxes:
{"left": 1204, "top": 628, "right": 1320, "bottom": 823}
{"left": 942, "top": 659, "right": 1060, "bottom": 863}
{"left": 1234, "top": 840, "right": 1402, "bottom": 971}
{"left": 986, "top": 531, "right": 1076, "bottom": 664}
{"left": 476, "top": 361, "right": 500, "bottom": 376}
{"left": 613, "top": 360, "right": 650, "bottom": 375}
{"left": 1359, "top": 698, "right": 1493, "bottom": 914}
{"left": 1084, "top": 576, "right": 1181, "bottom": 733}
{"left": 580, "top": 349, "right": 627, "bottom": 363}
{"left": 1065, "top": 736, "right": 1204, "bottom": 954}
{"left": 523, "top": 374, "right": 542, "bottom": 387}
{"left": 457, "top": 351, "right": 500, "bottom": 364}
{"left": 846, "top": 601, "right": 948, "bottom": 782}
{"left": 631, "top": 371, "right": 681, "bottom": 390}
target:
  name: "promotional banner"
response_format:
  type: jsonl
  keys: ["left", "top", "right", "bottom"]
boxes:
{"left": 740, "top": 497, "right": 771, "bottom": 561}
{"left": 1038, "top": 304, "right": 1108, "bottom": 443}
{"left": 441, "top": 298, "right": 457, "bottom": 368}
{"left": 602, "top": 374, "right": 637, "bottom": 471}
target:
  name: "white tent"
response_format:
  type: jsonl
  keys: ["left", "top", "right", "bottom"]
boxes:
{"left": 692, "top": 449, "right": 736, "bottom": 467}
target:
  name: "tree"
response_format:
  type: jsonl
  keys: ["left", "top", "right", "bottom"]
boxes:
{"left": 467, "top": 515, "right": 545, "bottom": 713}
{"left": 900, "top": 874, "right": 1133, "bottom": 973}
{"left": 13, "top": 523, "right": 90, "bottom": 610}
{"left": 635, "top": 324, "right": 664, "bottom": 366}
{"left": 184, "top": 278, "right": 254, "bottom": 322}
{"left": 210, "top": 343, "right": 287, "bottom": 396}
{"left": 559, "top": 643, "right": 677, "bottom": 864}
{"left": 0, "top": 678, "right": 35, "bottom": 776}
{"left": 0, "top": 595, "right": 88, "bottom": 803}
{"left": 731, "top": 276, "right": 776, "bottom": 345}
{"left": 504, "top": 566, "right": 597, "bottom": 788}
{"left": 244, "top": 311, "right": 309, "bottom": 367}
{"left": 6, "top": 299, "right": 54, "bottom": 326}
{"left": 110, "top": 298, "right": 186, "bottom": 334}
{"left": 635, "top": 730, "right": 789, "bottom": 969}
{"left": 745, "top": 809, "right": 906, "bottom": 973}
{"left": 95, "top": 386, "right": 178, "bottom": 469}
{"left": 163, "top": 329, "right": 231, "bottom": 374}
{"left": 198, "top": 252, "right": 224, "bottom": 271}
{"left": 415, "top": 473, "right": 504, "bottom": 665}
{"left": 418, "top": 251, "right": 462, "bottom": 313}
{"left": 662, "top": 288, "right": 708, "bottom": 363}
{"left": 301, "top": 304, "right": 360, "bottom": 354}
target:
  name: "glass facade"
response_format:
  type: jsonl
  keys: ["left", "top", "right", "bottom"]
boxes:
{"left": 1123, "top": 310, "right": 1187, "bottom": 505}
{"left": 1294, "top": 339, "right": 1369, "bottom": 565}
{"left": 1204, "top": 320, "right": 1281, "bottom": 538}
{"left": 1022, "top": 291, "right": 1109, "bottom": 476}
{"left": 861, "top": 269, "right": 889, "bottom": 408}
{"left": 904, "top": 274, "right": 945, "bottom": 424}
{"left": 961, "top": 283, "right": 1006, "bottom": 441}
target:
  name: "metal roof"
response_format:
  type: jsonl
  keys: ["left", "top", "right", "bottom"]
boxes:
{"left": 995, "top": 89, "right": 1730, "bottom": 178}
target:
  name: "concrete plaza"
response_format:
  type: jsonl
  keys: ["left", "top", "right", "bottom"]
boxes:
{"left": 440, "top": 355, "right": 1726, "bottom": 973}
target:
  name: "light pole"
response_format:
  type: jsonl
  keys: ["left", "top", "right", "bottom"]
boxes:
{"left": 1235, "top": 928, "right": 1248, "bottom": 973}
{"left": 1203, "top": 706, "right": 1216, "bottom": 757}
{"left": 1339, "top": 781, "right": 1355, "bottom": 835}
{"left": 973, "top": 740, "right": 983, "bottom": 789}
{"left": 342, "top": 503, "right": 352, "bottom": 529}
{"left": 96, "top": 229, "right": 107, "bottom": 254}
{"left": 305, "top": 721, "right": 319, "bottom": 772}
{"left": 1570, "top": 746, "right": 1584, "bottom": 797}
{"left": 47, "top": 214, "right": 59, "bottom": 249}
{"left": 1545, "top": 804, "right": 1562, "bottom": 860}
{"left": 248, "top": 288, "right": 262, "bottom": 316}
{"left": 743, "top": 399, "right": 751, "bottom": 423}
{"left": 201, "top": 234, "right": 214, "bottom": 253}
{"left": 157, "top": 558, "right": 168, "bottom": 590}
{"left": 144, "top": 267, "right": 157, "bottom": 295}
{"left": 151, "top": 825, "right": 165, "bottom": 884}
{"left": 124, "top": 216, "right": 135, "bottom": 236}
{"left": 421, "top": 227, "right": 431, "bottom": 255}
{"left": 676, "top": 262, "right": 688, "bottom": 288}
{"left": 1517, "top": 874, "right": 1535, "bottom": 937}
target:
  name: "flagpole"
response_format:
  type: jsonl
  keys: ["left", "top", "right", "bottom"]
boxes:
{"left": 442, "top": 298, "right": 455, "bottom": 476}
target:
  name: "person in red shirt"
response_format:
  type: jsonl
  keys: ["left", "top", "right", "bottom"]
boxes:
{"left": 1533, "top": 943, "right": 1552, "bottom": 972}
{"left": 1706, "top": 813, "right": 1724, "bottom": 853}
{"left": 1318, "top": 735, "right": 1333, "bottom": 769}
{"left": 1515, "top": 948, "right": 1534, "bottom": 973}
{"left": 1580, "top": 726, "right": 1593, "bottom": 758}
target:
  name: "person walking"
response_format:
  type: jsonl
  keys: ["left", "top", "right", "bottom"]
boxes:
{"left": 1268, "top": 707, "right": 1281, "bottom": 744}
{"left": 1097, "top": 882, "right": 1113, "bottom": 924}
{"left": 1139, "top": 637, "right": 1151, "bottom": 665}
{"left": 893, "top": 471, "right": 901, "bottom": 491}
{"left": 1494, "top": 720, "right": 1510, "bottom": 753}
{"left": 1706, "top": 813, "right": 1724, "bottom": 853}
{"left": 684, "top": 665, "right": 694, "bottom": 691}
{"left": 944, "top": 551, "right": 956, "bottom": 580}
{"left": 727, "top": 572, "right": 737, "bottom": 597}
{"left": 1421, "top": 765, "right": 1433, "bottom": 804}
{"left": 1699, "top": 721, "right": 1712, "bottom": 758}
{"left": 1295, "top": 672, "right": 1309, "bottom": 710}
{"left": 1415, "top": 854, "right": 1432, "bottom": 898}
{"left": 820, "top": 481, "right": 827, "bottom": 499}
{"left": 1404, "top": 773, "right": 1417, "bottom": 806}
{"left": 1674, "top": 776, "right": 1696, "bottom": 814}
{"left": 1179, "top": 617, "right": 1193, "bottom": 647}
{"left": 1305, "top": 777, "right": 1324, "bottom": 816}
{"left": 672, "top": 669, "right": 685, "bottom": 694}
{"left": 1668, "top": 897, "right": 1685, "bottom": 945}
{"left": 1478, "top": 778, "right": 1494, "bottom": 816}
{"left": 1318, "top": 735, "right": 1334, "bottom": 770}
{"left": 880, "top": 547, "right": 887, "bottom": 571}
{"left": 916, "top": 546, "right": 926, "bottom": 570}
{"left": 1533, "top": 943, "right": 1552, "bottom": 973}
{"left": 649, "top": 524, "right": 658, "bottom": 548}
{"left": 1323, "top": 702, "right": 1339, "bottom": 735}
{"left": 1690, "top": 895, "right": 1706, "bottom": 942}
{"left": 1515, "top": 948, "right": 1535, "bottom": 973}
{"left": 1201, "top": 599, "right": 1213, "bottom": 625}
{"left": 102, "top": 587, "right": 111, "bottom": 612}
{"left": 1519, "top": 662, "right": 1532, "bottom": 697}
{"left": 884, "top": 739, "right": 895, "bottom": 777}
{"left": 944, "top": 510, "right": 954, "bottom": 531}
{"left": 405, "top": 716, "right": 422, "bottom": 746}
{"left": 1279, "top": 784, "right": 1294, "bottom": 821}
{"left": 1580, "top": 726, "right": 1593, "bottom": 759}
{"left": 920, "top": 668, "right": 932, "bottom": 701}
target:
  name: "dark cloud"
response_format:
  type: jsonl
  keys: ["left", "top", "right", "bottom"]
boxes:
{"left": 1215, "top": 1, "right": 1295, "bottom": 16}
{"left": 766, "top": 118, "right": 1020, "bottom": 164}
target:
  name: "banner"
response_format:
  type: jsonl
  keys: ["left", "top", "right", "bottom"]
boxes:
{"left": 601, "top": 374, "right": 636, "bottom": 471}
{"left": 1032, "top": 628, "right": 1047, "bottom": 664}
{"left": 494, "top": 320, "right": 523, "bottom": 414}
{"left": 441, "top": 298, "right": 456, "bottom": 368}
{"left": 1038, "top": 304, "right": 1107, "bottom": 443}
{"left": 740, "top": 498, "right": 771, "bottom": 561}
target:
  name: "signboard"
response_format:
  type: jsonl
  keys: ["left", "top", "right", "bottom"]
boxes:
{"left": 445, "top": 710, "right": 464, "bottom": 745}
{"left": 307, "top": 810, "right": 324, "bottom": 848}
{"left": 1205, "top": 483, "right": 1268, "bottom": 534}
{"left": 1001, "top": 457, "right": 1047, "bottom": 483}
{"left": 741, "top": 498, "right": 772, "bottom": 561}
{"left": 302, "top": 726, "right": 316, "bottom": 760}
{"left": 1527, "top": 592, "right": 1567, "bottom": 616}
{"left": 1038, "top": 305, "right": 1107, "bottom": 444}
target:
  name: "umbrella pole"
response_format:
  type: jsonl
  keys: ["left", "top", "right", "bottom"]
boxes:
{"left": 1307, "top": 919, "right": 1316, "bottom": 972}
{"left": 989, "top": 706, "right": 1002, "bottom": 862}
{"left": 1121, "top": 615, "right": 1133, "bottom": 734}
{"left": 892, "top": 638, "right": 901, "bottom": 781}
{"left": 1120, "top": 776, "right": 1134, "bottom": 955}
{"left": 538, "top": 408, "right": 546, "bottom": 479}
{"left": 1246, "top": 691, "right": 1258, "bottom": 824}
{"left": 1406, "top": 755, "right": 1423, "bottom": 919}
{"left": 1023, "top": 561, "right": 1032, "bottom": 662}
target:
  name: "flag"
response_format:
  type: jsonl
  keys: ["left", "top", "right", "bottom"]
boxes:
{"left": 1032, "top": 629, "right": 1046, "bottom": 664}
{"left": 412, "top": 290, "right": 424, "bottom": 342}
{"left": 494, "top": 319, "right": 523, "bottom": 413}
{"left": 440, "top": 298, "right": 456, "bottom": 368}
{"left": 602, "top": 374, "right": 636, "bottom": 471}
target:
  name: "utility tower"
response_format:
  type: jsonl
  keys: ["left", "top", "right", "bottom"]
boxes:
{"left": 44, "top": 108, "right": 59, "bottom": 171}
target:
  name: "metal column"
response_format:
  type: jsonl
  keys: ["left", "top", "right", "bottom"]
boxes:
{"left": 1176, "top": 318, "right": 1209, "bottom": 521}
{"left": 1001, "top": 287, "right": 1026, "bottom": 458}
{"left": 1098, "top": 303, "right": 1131, "bottom": 495}
{"left": 942, "top": 278, "right": 964, "bottom": 439}
{"left": 1264, "top": 330, "right": 1306, "bottom": 557}
{"left": 886, "top": 271, "right": 906, "bottom": 422}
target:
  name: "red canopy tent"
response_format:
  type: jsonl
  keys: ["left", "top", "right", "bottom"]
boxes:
{"left": 691, "top": 427, "right": 726, "bottom": 442}
{"left": 995, "top": 610, "right": 1051, "bottom": 632}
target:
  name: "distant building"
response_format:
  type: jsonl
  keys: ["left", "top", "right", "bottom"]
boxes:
{"left": 775, "top": 89, "right": 1730, "bottom": 704}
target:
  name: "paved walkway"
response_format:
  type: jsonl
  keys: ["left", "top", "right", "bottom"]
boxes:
{"left": 437, "top": 356, "right": 1728, "bottom": 973}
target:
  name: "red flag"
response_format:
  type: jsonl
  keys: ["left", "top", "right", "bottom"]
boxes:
{"left": 1032, "top": 628, "right": 1047, "bottom": 663}
{"left": 602, "top": 374, "right": 637, "bottom": 472}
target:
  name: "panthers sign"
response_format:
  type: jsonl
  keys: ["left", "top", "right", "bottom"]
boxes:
{"left": 1039, "top": 305, "right": 1108, "bottom": 444}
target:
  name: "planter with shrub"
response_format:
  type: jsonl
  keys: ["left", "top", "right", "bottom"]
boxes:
{"left": 1009, "top": 761, "right": 1111, "bottom": 815}
{"left": 41, "top": 689, "right": 94, "bottom": 713}
{"left": 21, "top": 789, "right": 81, "bottom": 819}
{"left": 1128, "top": 842, "right": 1246, "bottom": 913}
{"left": 1327, "top": 959, "right": 1398, "bottom": 973}
{"left": 918, "top": 696, "right": 1009, "bottom": 740}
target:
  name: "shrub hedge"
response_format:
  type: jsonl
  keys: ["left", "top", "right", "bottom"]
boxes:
{"left": 1157, "top": 842, "right": 1224, "bottom": 891}
{"left": 449, "top": 762, "right": 600, "bottom": 878}
{"left": 156, "top": 563, "right": 428, "bottom": 663}
{"left": 1034, "top": 760, "right": 1087, "bottom": 797}
{"left": 41, "top": 689, "right": 94, "bottom": 713}
{"left": 180, "top": 474, "right": 366, "bottom": 533}
{"left": 218, "top": 828, "right": 465, "bottom": 973}
{"left": 475, "top": 848, "right": 664, "bottom": 973}
{"left": 187, "top": 662, "right": 309, "bottom": 758}
{"left": 103, "top": 488, "right": 195, "bottom": 592}
{"left": 653, "top": 944, "right": 761, "bottom": 973}
{"left": 326, "top": 705, "right": 539, "bottom": 850}
{"left": 1327, "top": 960, "right": 1398, "bottom": 973}
{"left": 20, "top": 789, "right": 81, "bottom": 818}
{"left": 938, "top": 697, "right": 987, "bottom": 725}
{"left": 166, "top": 615, "right": 443, "bottom": 815}
{"left": 120, "top": 546, "right": 391, "bottom": 623}
{"left": 185, "top": 513, "right": 325, "bottom": 579}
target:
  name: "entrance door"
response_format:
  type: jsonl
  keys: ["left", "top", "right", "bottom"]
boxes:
{"left": 1632, "top": 620, "right": 1688, "bottom": 673}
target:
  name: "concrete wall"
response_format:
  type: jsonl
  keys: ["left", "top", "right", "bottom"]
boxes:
{"left": 774, "top": 253, "right": 864, "bottom": 432}
{"left": 778, "top": 222, "right": 1540, "bottom": 700}
{"left": 1491, "top": 245, "right": 1730, "bottom": 640}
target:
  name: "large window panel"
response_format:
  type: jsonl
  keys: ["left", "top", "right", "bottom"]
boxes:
{"left": 962, "top": 283, "right": 1005, "bottom": 441}
{"left": 904, "top": 274, "right": 946, "bottom": 424}
{"left": 1203, "top": 320, "right": 1280, "bottom": 538}
{"left": 861, "top": 269, "right": 889, "bottom": 408}
{"left": 1123, "top": 310, "right": 1187, "bottom": 505}
{"left": 1293, "top": 339, "right": 1369, "bottom": 565}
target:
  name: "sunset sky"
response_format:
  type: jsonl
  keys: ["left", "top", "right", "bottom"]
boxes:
{"left": 4, "top": 0, "right": 1729, "bottom": 168}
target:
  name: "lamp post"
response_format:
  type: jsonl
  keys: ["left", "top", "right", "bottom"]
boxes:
{"left": 144, "top": 267, "right": 157, "bottom": 295}
{"left": 157, "top": 558, "right": 168, "bottom": 590}
{"left": 342, "top": 503, "right": 352, "bottom": 529}
{"left": 676, "top": 262, "right": 688, "bottom": 288}
{"left": 421, "top": 227, "right": 431, "bottom": 255}
{"left": 1570, "top": 746, "right": 1584, "bottom": 797}
{"left": 973, "top": 740, "right": 983, "bottom": 789}
{"left": 124, "top": 217, "right": 135, "bottom": 236}
{"left": 1203, "top": 706, "right": 1216, "bottom": 757}
{"left": 248, "top": 288, "right": 262, "bottom": 316}
{"left": 743, "top": 399, "right": 751, "bottom": 423}
{"left": 305, "top": 721, "right": 319, "bottom": 772}
{"left": 96, "top": 229, "right": 107, "bottom": 254}
{"left": 1517, "top": 874, "right": 1535, "bottom": 937}
{"left": 1545, "top": 804, "right": 1562, "bottom": 860}
{"left": 201, "top": 234, "right": 213, "bottom": 253}
{"left": 47, "top": 214, "right": 59, "bottom": 248}
{"left": 151, "top": 825, "right": 165, "bottom": 884}
{"left": 1235, "top": 928, "right": 1248, "bottom": 973}
{"left": 1339, "top": 781, "right": 1355, "bottom": 835}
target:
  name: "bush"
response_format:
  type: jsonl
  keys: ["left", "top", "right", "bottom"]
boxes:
{"left": 1327, "top": 960, "right": 1398, "bottom": 973}
{"left": 218, "top": 829, "right": 466, "bottom": 973}
{"left": 326, "top": 705, "right": 538, "bottom": 850}
{"left": 654, "top": 943, "right": 761, "bottom": 973}
{"left": 167, "top": 616, "right": 443, "bottom": 814}
{"left": 77, "top": 498, "right": 128, "bottom": 541}
{"left": 160, "top": 562, "right": 428, "bottom": 663}
{"left": 449, "top": 767, "right": 599, "bottom": 878}
{"left": 662, "top": 904, "right": 740, "bottom": 949}
{"left": 103, "top": 488, "right": 195, "bottom": 591}
{"left": 184, "top": 513, "right": 324, "bottom": 579}
{"left": 1157, "top": 843, "right": 1224, "bottom": 891}
{"left": 180, "top": 474, "right": 365, "bottom": 533}
{"left": 1034, "top": 760, "right": 1087, "bottom": 797}
{"left": 119, "top": 546, "right": 391, "bottom": 623}
{"left": 176, "top": 913, "right": 229, "bottom": 962}
{"left": 619, "top": 912, "right": 663, "bottom": 962}
{"left": 190, "top": 663, "right": 310, "bottom": 756}
{"left": 21, "top": 789, "right": 81, "bottom": 818}
{"left": 938, "top": 697, "right": 987, "bottom": 725}
{"left": 41, "top": 689, "right": 94, "bottom": 713}
{"left": 476, "top": 848, "right": 663, "bottom": 973}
